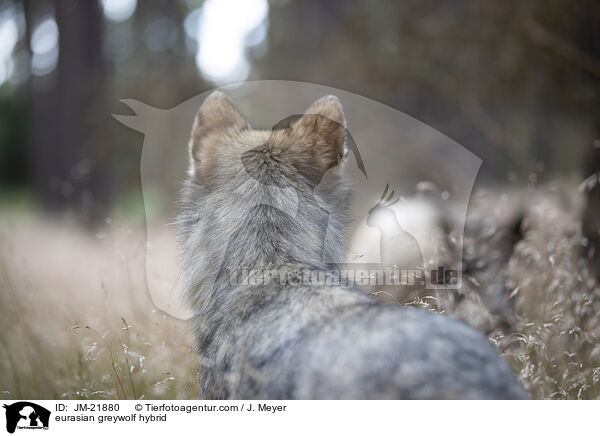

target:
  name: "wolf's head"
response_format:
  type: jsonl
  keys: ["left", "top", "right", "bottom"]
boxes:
{"left": 177, "top": 91, "right": 352, "bottom": 308}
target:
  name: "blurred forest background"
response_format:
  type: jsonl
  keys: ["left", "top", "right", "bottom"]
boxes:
{"left": 1, "top": 0, "right": 599, "bottom": 220}
{"left": 1, "top": 0, "right": 600, "bottom": 399}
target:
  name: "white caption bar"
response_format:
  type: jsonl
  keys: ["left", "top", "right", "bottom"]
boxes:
{"left": 0, "top": 400, "right": 594, "bottom": 436}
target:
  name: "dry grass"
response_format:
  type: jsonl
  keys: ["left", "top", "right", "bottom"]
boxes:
{"left": 0, "top": 214, "right": 198, "bottom": 400}
{"left": 0, "top": 182, "right": 599, "bottom": 399}
{"left": 500, "top": 193, "right": 600, "bottom": 399}
{"left": 405, "top": 185, "right": 600, "bottom": 399}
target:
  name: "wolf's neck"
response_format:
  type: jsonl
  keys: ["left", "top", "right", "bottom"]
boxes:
{"left": 178, "top": 173, "right": 349, "bottom": 326}
{"left": 218, "top": 201, "right": 331, "bottom": 274}
{"left": 186, "top": 200, "right": 337, "bottom": 352}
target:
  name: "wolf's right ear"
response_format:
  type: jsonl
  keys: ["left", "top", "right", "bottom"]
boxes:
{"left": 289, "top": 95, "right": 346, "bottom": 185}
{"left": 189, "top": 91, "right": 249, "bottom": 172}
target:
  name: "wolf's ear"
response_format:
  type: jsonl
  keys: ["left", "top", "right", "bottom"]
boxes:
{"left": 189, "top": 91, "right": 248, "bottom": 169}
{"left": 290, "top": 95, "right": 346, "bottom": 183}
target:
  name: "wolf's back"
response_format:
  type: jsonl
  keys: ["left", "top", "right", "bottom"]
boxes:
{"left": 195, "top": 284, "right": 528, "bottom": 400}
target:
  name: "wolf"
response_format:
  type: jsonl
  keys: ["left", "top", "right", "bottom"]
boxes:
{"left": 176, "top": 90, "right": 528, "bottom": 399}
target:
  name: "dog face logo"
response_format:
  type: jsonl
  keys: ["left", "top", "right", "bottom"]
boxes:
{"left": 2, "top": 402, "right": 50, "bottom": 434}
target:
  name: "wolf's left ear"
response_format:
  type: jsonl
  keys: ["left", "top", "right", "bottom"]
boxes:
{"left": 189, "top": 91, "right": 248, "bottom": 170}
{"left": 290, "top": 95, "right": 346, "bottom": 182}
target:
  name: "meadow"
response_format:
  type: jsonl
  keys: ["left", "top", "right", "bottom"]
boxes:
{"left": 0, "top": 183, "right": 598, "bottom": 400}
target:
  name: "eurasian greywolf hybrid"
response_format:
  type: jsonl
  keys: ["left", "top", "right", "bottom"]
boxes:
{"left": 177, "top": 91, "right": 528, "bottom": 399}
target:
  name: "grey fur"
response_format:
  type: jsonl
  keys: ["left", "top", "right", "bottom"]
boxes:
{"left": 177, "top": 91, "right": 528, "bottom": 399}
